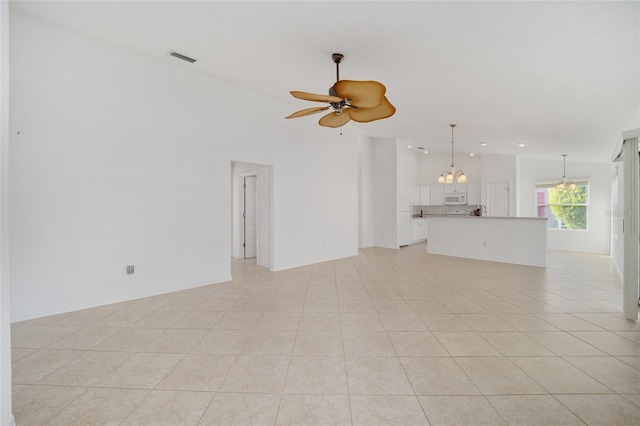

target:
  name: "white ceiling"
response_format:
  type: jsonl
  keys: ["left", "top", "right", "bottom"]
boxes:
{"left": 10, "top": 1, "right": 640, "bottom": 162}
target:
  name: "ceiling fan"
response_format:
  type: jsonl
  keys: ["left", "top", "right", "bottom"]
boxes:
{"left": 285, "top": 53, "right": 396, "bottom": 128}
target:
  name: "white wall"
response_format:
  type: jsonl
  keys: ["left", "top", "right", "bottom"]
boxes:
{"left": 481, "top": 154, "right": 517, "bottom": 215}
{"left": 0, "top": 2, "right": 13, "bottom": 425}
{"left": 611, "top": 162, "right": 624, "bottom": 275}
{"left": 256, "top": 166, "right": 272, "bottom": 269}
{"left": 518, "top": 157, "right": 611, "bottom": 254}
{"left": 396, "top": 141, "right": 420, "bottom": 185}
{"left": 372, "top": 138, "right": 397, "bottom": 248}
{"left": 358, "top": 136, "right": 374, "bottom": 248}
{"left": 10, "top": 14, "right": 358, "bottom": 321}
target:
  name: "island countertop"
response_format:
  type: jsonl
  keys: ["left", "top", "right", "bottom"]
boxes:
{"left": 418, "top": 215, "right": 545, "bottom": 220}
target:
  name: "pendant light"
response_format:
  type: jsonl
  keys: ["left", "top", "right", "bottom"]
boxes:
{"left": 438, "top": 124, "right": 467, "bottom": 184}
{"left": 557, "top": 154, "right": 575, "bottom": 189}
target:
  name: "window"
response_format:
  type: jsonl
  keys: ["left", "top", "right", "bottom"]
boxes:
{"left": 536, "top": 181, "right": 588, "bottom": 230}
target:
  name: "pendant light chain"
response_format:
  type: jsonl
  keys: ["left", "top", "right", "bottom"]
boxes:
{"left": 557, "top": 154, "right": 575, "bottom": 189}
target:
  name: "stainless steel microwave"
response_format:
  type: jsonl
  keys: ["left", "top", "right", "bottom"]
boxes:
{"left": 444, "top": 192, "right": 467, "bottom": 205}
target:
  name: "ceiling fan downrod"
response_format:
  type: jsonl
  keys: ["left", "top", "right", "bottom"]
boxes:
{"left": 332, "top": 53, "right": 344, "bottom": 82}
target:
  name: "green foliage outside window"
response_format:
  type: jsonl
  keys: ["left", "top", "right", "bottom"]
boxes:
{"left": 548, "top": 185, "right": 588, "bottom": 230}
{"left": 536, "top": 182, "right": 588, "bottom": 230}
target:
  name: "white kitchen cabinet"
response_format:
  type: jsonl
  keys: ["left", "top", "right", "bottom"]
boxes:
{"left": 429, "top": 185, "right": 444, "bottom": 206}
{"left": 410, "top": 218, "right": 428, "bottom": 242}
{"left": 467, "top": 184, "right": 481, "bottom": 205}
{"left": 409, "top": 185, "right": 421, "bottom": 205}
{"left": 420, "top": 219, "right": 428, "bottom": 240}
{"left": 403, "top": 184, "right": 449, "bottom": 206}
{"left": 420, "top": 186, "right": 431, "bottom": 205}
{"left": 445, "top": 183, "right": 466, "bottom": 194}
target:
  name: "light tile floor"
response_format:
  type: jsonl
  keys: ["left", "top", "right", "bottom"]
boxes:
{"left": 11, "top": 246, "right": 640, "bottom": 425}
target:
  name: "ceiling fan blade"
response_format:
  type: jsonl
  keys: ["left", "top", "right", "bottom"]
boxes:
{"left": 348, "top": 96, "right": 396, "bottom": 123}
{"left": 290, "top": 91, "right": 343, "bottom": 103}
{"left": 333, "top": 80, "right": 386, "bottom": 108}
{"left": 318, "top": 110, "right": 352, "bottom": 128}
{"left": 285, "top": 106, "right": 330, "bottom": 119}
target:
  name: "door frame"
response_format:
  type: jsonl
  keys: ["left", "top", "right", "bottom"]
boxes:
{"left": 231, "top": 161, "right": 273, "bottom": 269}
{"left": 242, "top": 174, "right": 258, "bottom": 259}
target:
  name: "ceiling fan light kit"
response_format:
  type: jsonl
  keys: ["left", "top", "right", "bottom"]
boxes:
{"left": 438, "top": 124, "right": 467, "bottom": 184}
{"left": 285, "top": 53, "right": 396, "bottom": 129}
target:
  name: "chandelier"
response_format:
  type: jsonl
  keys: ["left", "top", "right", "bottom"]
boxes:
{"left": 438, "top": 124, "right": 467, "bottom": 184}
{"left": 557, "top": 154, "right": 575, "bottom": 189}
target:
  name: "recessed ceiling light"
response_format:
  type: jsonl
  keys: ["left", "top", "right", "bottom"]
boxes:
{"left": 480, "top": 142, "right": 488, "bottom": 146}
{"left": 469, "top": 153, "right": 475, "bottom": 156}
{"left": 424, "top": 151, "right": 428, "bottom": 154}
{"left": 407, "top": 145, "right": 412, "bottom": 148}
{"left": 517, "top": 143, "right": 525, "bottom": 147}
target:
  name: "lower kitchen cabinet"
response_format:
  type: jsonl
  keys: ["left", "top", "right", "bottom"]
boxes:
{"left": 410, "top": 218, "right": 428, "bottom": 243}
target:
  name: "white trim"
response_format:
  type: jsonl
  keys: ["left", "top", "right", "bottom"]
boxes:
{"left": 622, "top": 137, "right": 639, "bottom": 320}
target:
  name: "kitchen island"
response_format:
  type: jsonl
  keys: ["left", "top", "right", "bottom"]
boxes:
{"left": 426, "top": 215, "right": 547, "bottom": 267}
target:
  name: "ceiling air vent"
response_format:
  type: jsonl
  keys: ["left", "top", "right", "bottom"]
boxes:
{"left": 416, "top": 146, "right": 425, "bottom": 150}
{"left": 169, "top": 51, "right": 197, "bottom": 63}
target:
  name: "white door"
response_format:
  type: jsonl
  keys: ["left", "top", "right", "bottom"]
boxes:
{"left": 244, "top": 176, "right": 258, "bottom": 258}
{"left": 488, "top": 182, "right": 510, "bottom": 216}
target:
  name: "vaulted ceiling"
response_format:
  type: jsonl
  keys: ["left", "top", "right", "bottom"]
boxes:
{"left": 10, "top": 1, "right": 640, "bottom": 162}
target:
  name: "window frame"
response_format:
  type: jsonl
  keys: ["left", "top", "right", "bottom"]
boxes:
{"left": 535, "top": 179, "right": 590, "bottom": 231}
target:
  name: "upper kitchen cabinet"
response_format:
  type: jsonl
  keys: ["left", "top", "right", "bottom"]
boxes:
{"left": 430, "top": 185, "right": 444, "bottom": 205}
{"left": 402, "top": 184, "right": 473, "bottom": 206}
{"left": 444, "top": 183, "right": 466, "bottom": 194}
{"left": 408, "top": 185, "right": 421, "bottom": 205}
{"left": 406, "top": 185, "right": 432, "bottom": 206}
{"left": 420, "top": 186, "right": 431, "bottom": 205}
{"left": 467, "top": 184, "right": 481, "bottom": 205}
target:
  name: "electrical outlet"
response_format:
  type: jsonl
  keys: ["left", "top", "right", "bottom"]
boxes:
{"left": 126, "top": 265, "right": 135, "bottom": 274}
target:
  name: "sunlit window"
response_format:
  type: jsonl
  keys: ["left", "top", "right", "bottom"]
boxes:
{"left": 536, "top": 181, "right": 588, "bottom": 230}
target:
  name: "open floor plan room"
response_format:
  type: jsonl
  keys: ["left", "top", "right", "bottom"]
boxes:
{"left": 11, "top": 246, "right": 640, "bottom": 425}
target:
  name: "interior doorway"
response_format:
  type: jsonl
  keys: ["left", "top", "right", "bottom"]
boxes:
{"left": 231, "top": 161, "right": 272, "bottom": 269}
{"left": 487, "top": 181, "right": 510, "bottom": 216}
{"left": 243, "top": 175, "right": 257, "bottom": 258}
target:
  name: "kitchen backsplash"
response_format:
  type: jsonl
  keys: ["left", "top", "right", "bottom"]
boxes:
{"left": 412, "top": 206, "right": 447, "bottom": 216}
{"left": 412, "top": 205, "right": 475, "bottom": 216}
